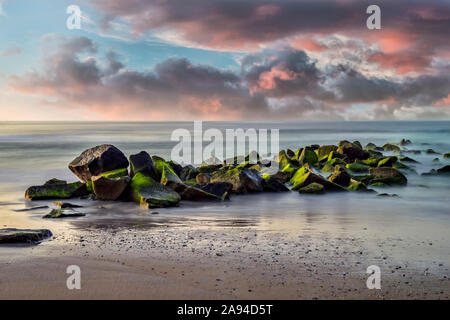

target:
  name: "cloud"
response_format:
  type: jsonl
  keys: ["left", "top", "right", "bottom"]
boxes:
{"left": 7, "top": 36, "right": 450, "bottom": 120}
{"left": 1, "top": 46, "right": 21, "bottom": 57}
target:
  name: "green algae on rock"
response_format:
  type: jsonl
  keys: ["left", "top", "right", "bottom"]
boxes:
{"left": 369, "top": 167, "right": 407, "bottom": 185}
{"left": 210, "top": 167, "right": 264, "bottom": 194}
{"left": 43, "top": 209, "right": 86, "bottom": 219}
{"left": 25, "top": 181, "right": 88, "bottom": 200}
{"left": 298, "top": 182, "right": 324, "bottom": 194}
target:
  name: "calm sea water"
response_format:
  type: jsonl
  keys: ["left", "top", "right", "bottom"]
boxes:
{"left": 0, "top": 121, "right": 449, "bottom": 268}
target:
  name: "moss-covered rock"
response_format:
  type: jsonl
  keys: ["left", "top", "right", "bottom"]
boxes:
{"left": 393, "top": 162, "right": 411, "bottom": 171}
{"left": 320, "top": 162, "right": 335, "bottom": 173}
{"left": 383, "top": 144, "right": 401, "bottom": 152}
{"left": 426, "top": 149, "right": 440, "bottom": 155}
{"left": 298, "top": 147, "right": 318, "bottom": 166}
{"left": 68, "top": 144, "right": 129, "bottom": 183}
{"left": 290, "top": 168, "right": 345, "bottom": 192}
{"left": 160, "top": 163, "right": 185, "bottom": 191}
{"left": 277, "top": 150, "right": 292, "bottom": 169}
{"left": 281, "top": 163, "right": 298, "bottom": 180}
{"left": 337, "top": 140, "right": 370, "bottom": 162}
{"left": 198, "top": 164, "right": 222, "bottom": 174}
{"left": 194, "top": 182, "right": 233, "bottom": 200}
{"left": 369, "top": 167, "right": 407, "bottom": 185}
{"left": 128, "top": 173, "right": 181, "bottom": 208}
{"left": 178, "top": 186, "right": 221, "bottom": 201}
{"left": 365, "top": 142, "right": 377, "bottom": 150}
{"left": 179, "top": 165, "right": 199, "bottom": 181}
{"left": 196, "top": 173, "right": 211, "bottom": 185}
{"left": 25, "top": 181, "right": 88, "bottom": 200}
{"left": 329, "top": 167, "right": 351, "bottom": 187}
{"left": 44, "top": 178, "right": 67, "bottom": 185}
{"left": 347, "top": 181, "right": 371, "bottom": 192}
{"left": 362, "top": 157, "right": 380, "bottom": 167}
{"left": 43, "top": 209, "right": 85, "bottom": 219}
{"left": 346, "top": 162, "right": 370, "bottom": 173}
{"left": 316, "top": 145, "right": 337, "bottom": 161}
{"left": 0, "top": 228, "right": 52, "bottom": 244}
{"left": 444, "top": 153, "right": 450, "bottom": 159}
{"left": 100, "top": 168, "right": 128, "bottom": 179}
{"left": 377, "top": 156, "right": 398, "bottom": 167}
{"left": 262, "top": 175, "right": 289, "bottom": 192}
{"left": 210, "top": 168, "right": 264, "bottom": 194}
{"left": 129, "top": 151, "right": 157, "bottom": 179}
{"left": 353, "top": 141, "right": 363, "bottom": 149}
{"left": 92, "top": 175, "right": 130, "bottom": 201}
{"left": 298, "top": 183, "right": 324, "bottom": 194}
{"left": 370, "top": 182, "right": 389, "bottom": 188}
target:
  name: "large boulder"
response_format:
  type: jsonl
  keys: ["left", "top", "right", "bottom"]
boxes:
{"left": 69, "top": 145, "right": 129, "bottom": 183}
{"left": 194, "top": 182, "right": 233, "bottom": 200}
{"left": 210, "top": 168, "right": 264, "bottom": 194}
{"left": 129, "top": 151, "right": 157, "bottom": 179}
{"left": 25, "top": 181, "right": 88, "bottom": 200}
{"left": 92, "top": 175, "right": 130, "bottom": 201}
{"left": 0, "top": 228, "right": 52, "bottom": 244}
{"left": 128, "top": 173, "right": 180, "bottom": 208}
{"left": 369, "top": 167, "right": 407, "bottom": 185}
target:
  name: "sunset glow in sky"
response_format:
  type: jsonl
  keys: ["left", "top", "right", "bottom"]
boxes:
{"left": 0, "top": 0, "right": 449, "bottom": 121}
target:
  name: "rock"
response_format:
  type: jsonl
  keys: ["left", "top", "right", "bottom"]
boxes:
{"left": 160, "top": 164, "right": 185, "bottom": 192}
{"left": 129, "top": 151, "right": 157, "bottom": 179}
{"left": 437, "top": 165, "right": 450, "bottom": 175}
{"left": 433, "top": 158, "right": 440, "bottom": 163}
{"left": 377, "top": 193, "right": 398, "bottom": 197}
{"left": 426, "top": 149, "right": 440, "bottom": 155}
{"left": 277, "top": 150, "right": 292, "bottom": 169}
{"left": 69, "top": 145, "right": 129, "bottom": 183}
{"left": 299, "top": 183, "right": 324, "bottom": 194}
{"left": 179, "top": 186, "right": 221, "bottom": 201}
{"left": 365, "top": 142, "right": 377, "bottom": 150}
{"left": 399, "top": 156, "right": 419, "bottom": 163}
{"left": 353, "top": 141, "right": 363, "bottom": 149}
{"left": 320, "top": 162, "right": 336, "bottom": 173}
{"left": 329, "top": 167, "right": 351, "bottom": 187}
{"left": 393, "top": 162, "right": 411, "bottom": 171}
{"left": 404, "top": 150, "right": 421, "bottom": 155}
{"left": 370, "top": 182, "right": 389, "bottom": 188}
{"left": 399, "top": 139, "right": 412, "bottom": 146}
{"left": 262, "top": 175, "right": 290, "bottom": 192}
{"left": 210, "top": 168, "right": 264, "bottom": 194}
{"left": 128, "top": 173, "right": 181, "bottom": 208}
{"left": 0, "top": 228, "right": 52, "bottom": 244}
{"left": 91, "top": 175, "right": 130, "bottom": 201}
{"left": 347, "top": 181, "right": 372, "bottom": 192}
{"left": 316, "top": 145, "right": 337, "bottom": 161}
{"left": 271, "top": 169, "right": 292, "bottom": 183}
{"left": 298, "top": 147, "right": 318, "bottom": 166}
{"left": 25, "top": 181, "right": 88, "bottom": 200}
{"left": 195, "top": 182, "right": 233, "bottom": 200}
{"left": 198, "top": 164, "right": 222, "bottom": 174}
{"left": 99, "top": 168, "right": 129, "bottom": 178}
{"left": 378, "top": 156, "right": 398, "bottom": 167}
{"left": 196, "top": 173, "right": 211, "bottom": 185}
{"left": 286, "top": 149, "right": 295, "bottom": 158}
{"left": 383, "top": 144, "right": 401, "bottom": 152}
{"left": 43, "top": 209, "right": 85, "bottom": 219}
{"left": 180, "top": 165, "right": 199, "bottom": 181}
{"left": 346, "top": 162, "right": 370, "bottom": 173}
{"left": 44, "top": 178, "right": 67, "bottom": 185}
{"left": 361, "top": 157, "right": 380, "bottom": 167}
{"left": 337, "top": 141, "right": 370, "bottom": 161}
{"left": 369, "top": 167, "right": 407, "bottom": 185}
{"left": 444, "top": 153, "right": 450, "bottom": 159}
{"left": 53, "top": 202, "right": 82, "bottom": 208}
{"left": 290, "top": 167, "right": 345, "bottom": 192}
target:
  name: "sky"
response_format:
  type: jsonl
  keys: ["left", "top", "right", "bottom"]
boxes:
{"left": 0, "top": 0, "right": 449, "bottom": 121}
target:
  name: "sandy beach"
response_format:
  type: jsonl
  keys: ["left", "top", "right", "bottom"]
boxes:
{"left": 1, "top": 197, "right": 448, "bottom": 300}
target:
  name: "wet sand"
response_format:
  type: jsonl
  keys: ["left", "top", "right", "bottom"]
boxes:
{"left": 0, "top": 215, "right": 448, "bottom": 299}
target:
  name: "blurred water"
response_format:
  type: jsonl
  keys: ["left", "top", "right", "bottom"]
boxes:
{"left": 0, "top": 121, "right": 449, "bottom": 251}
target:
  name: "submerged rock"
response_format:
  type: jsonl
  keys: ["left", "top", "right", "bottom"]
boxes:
{"left": 437, "top": 165, "right": 450, "bottom": 175}
{"left": 25, "top": 181, "right": 88, "bottom": 200}
{"left": 53, "top": 202, "right": 82, "bottom": 208}
{"left": 426, "top": 149, "right": 440, "bottom": 155}
{"left": 383, "top": 144, "right": 401, "bottom": 152}
{"left": 298, "top": 182, "right": 324, "bottom": 194}
{"left": 43, "top": 209, "right": 85, "bottom": 219}
{"left": 399, "top": 139, "right": 412, "bottom": 146}
{"left": 210, "top": 168, "right": 264, "bottom": 194}
{"left": 69, "top": 145, "right": 129, "bottom": 183}
{"left": 128, "top": 173, "right": 181, "bottom": 208}
{"left": 92, "top": 175, "right": 130, "bottom": 201}
{"left": 369, "top": 167, "right": 407, "bottom": 185}
{"left": 0, "top": 228, "right": 52, "bottom": 244}
{"left": 399, "top": 156, "right": 419, "bottom": 163}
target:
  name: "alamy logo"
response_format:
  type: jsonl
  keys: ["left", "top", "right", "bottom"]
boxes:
{"left": 366, "top": 265, "right": 381, "bottom": 289}
{"left": 366, "top": 5, "right": 381, "bottom": 30}
{"left": 66, "top": 5, "right": 81, "bottom": 30}
{"left": 66, "top": 265, "right": 81, "bottom": 290}
{"left": 171, "top": 121, "right": 279, "bottom": 169}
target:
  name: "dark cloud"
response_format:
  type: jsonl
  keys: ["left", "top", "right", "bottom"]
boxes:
{"left": 8, "top": 36, "right": 450, "bottom": 120}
